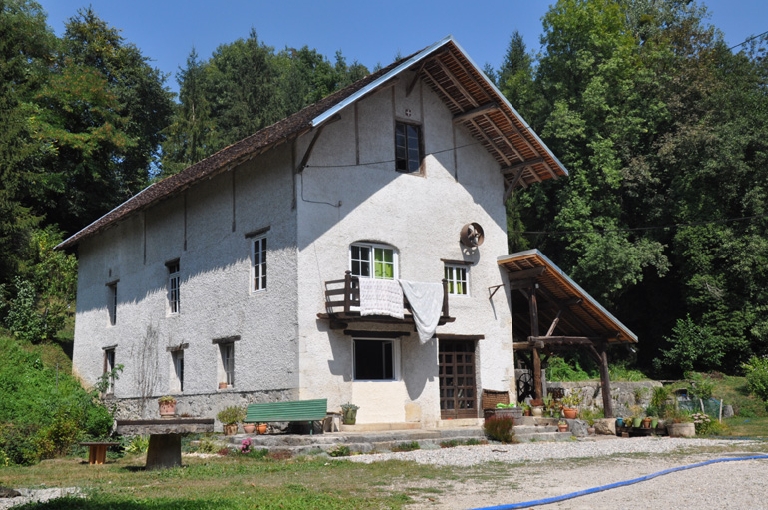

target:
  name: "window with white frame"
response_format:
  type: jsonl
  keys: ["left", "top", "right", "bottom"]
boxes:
{"left": 171, "top": 350, "right": 184, "bottom": 392}
{"left": 445, "top": 264, "right": 469, "bottom": 295}
{"left": 350, "top": 243, "right": 398, "bottom": 279}
{"left": 353, "top": 338, "right": 400, "bottom": 380}
{"left": 106, "top": 281, "right": 117, "bottom": 325}
{"left": 103, "top": 347, "right": 116, "bottom": 394}
{"left": 167, "top": 260, "right": 180, "bottom": 314}
{"left": 220, "top": 342, "right": 235, "bottom": 387}
{"left": 251, "top": 235, "right": 267, "bottom": 292}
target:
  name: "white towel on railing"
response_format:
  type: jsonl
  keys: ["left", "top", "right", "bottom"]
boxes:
{"left": 399, "top": 280, "right": 443, "bottom": 343}
{"left": 358, "top": 278, "right": 404, "bottom": 319}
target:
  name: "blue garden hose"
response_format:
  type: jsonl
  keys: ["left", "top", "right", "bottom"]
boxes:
{"left": 473, "top": 454, "right": 768, "bottom": 510}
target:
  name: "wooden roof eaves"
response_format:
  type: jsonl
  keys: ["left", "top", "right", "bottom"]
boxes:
{"left": 498, "top": 249, "right": 637, "bottom": 343}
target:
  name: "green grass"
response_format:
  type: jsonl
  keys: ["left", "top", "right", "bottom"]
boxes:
{"left": 0, "top": 453, "right": 457, "bottom": 509}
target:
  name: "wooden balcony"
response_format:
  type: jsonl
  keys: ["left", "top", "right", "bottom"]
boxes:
{"left": 317, "top": 271, "right": 455, "bottom": 329}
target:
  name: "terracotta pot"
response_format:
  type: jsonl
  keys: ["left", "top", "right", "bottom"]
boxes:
{"left": 562, "top": 407, "right": 578, "bottom": 419}
{"left": 558, "top": 424, "right": 568, "bottom": 432}
{"left": 257, "top": 423, "right": 268, "bottom": 435}
{"left": 642, "top": 417, "right": 652, "bottom": 429}
{"left": 223, "top": 423, "right": 238, "bottom": 435}
{"left": 242, "top": 423, "right": 256, "bottom": 434}
{"left": 218, "top": 382, "right": 228, "bottom": 390}
{"left": 159, "top": 401, "right": 176, "bottom": 417}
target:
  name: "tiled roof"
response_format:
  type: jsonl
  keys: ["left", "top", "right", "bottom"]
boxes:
{"left": 58, "top": 36, "right": 566, "bottom": 251}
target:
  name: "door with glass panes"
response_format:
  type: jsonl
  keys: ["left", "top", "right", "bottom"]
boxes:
{"left": 438, "top": 340, "right": 477, "bottom": 419}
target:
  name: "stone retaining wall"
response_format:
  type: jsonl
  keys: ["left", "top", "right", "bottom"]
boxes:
{"left": 547, "top": 380, "right": 662, "bottom": 418}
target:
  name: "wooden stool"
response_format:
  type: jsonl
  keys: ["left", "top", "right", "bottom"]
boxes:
{"left": 79, "top": 442, "right": 119, "bottom": 465}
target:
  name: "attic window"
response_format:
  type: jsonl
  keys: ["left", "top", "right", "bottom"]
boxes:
{"left": 395, "top": 121, "right": 423, "bottom": 173}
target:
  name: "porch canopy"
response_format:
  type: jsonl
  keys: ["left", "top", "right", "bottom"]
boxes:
{"left": 497, "top": 250, "right": 637, "bottom": 418}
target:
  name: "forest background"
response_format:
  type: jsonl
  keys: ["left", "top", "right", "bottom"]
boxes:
{"left": 2, "top": 0, "right": 768, "bottom": 378}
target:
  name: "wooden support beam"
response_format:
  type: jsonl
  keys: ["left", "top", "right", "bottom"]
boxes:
{"left": 421, "top": 67, "right": 463, "bottom": 111}
{"left": 527, "top": 287, "right": 542, "bottom": 400}
{"left": 597, "top": 345, "right": 613, "bottom": 418}
{"left": 503, "top": 168, "right": 526, "bottom": 202}
{"left": 469, "top": 118, "right": 512, "bottom": 166}
{"left": 453, "top": 102, "right": 499, "bottom": 124}
{"left": 508, "top": 266, "right": 547, "bottom": 281}
{"left": 435, "top": 58, "right": 478, "bottom": 107}
{"left": 501, "top": 158, "right": 545, "bottom": 175}
{"left": 405, "top": 61, "right": 426, "bottom": 97}
{"left": 297, "top": 114, "right": 340, "bottom": 173}
{"left": 545, "top": 310, "right": 562, "bottom": 337}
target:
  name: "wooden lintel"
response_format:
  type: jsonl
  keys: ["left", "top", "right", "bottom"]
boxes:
{"left": 508, "top": 266, "right": 547, "bottom": 281}
{"left": 453, "top": 102, "right": 499, "bottom": 124}
{"left": 527, "top": 336, "right": 601, "bottom": 346}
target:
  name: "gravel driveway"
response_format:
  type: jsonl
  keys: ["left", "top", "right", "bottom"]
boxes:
{"left": 347, "top": 436, "right": 768, "bottom": 509}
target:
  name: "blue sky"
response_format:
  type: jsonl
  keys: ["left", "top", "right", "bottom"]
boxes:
{"left": 38, "top": 0, "right": 768, "bottom": 95}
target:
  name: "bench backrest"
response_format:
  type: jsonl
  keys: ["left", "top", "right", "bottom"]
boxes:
{"left": 246, "top": 398, "right": 327, "bottom": 423}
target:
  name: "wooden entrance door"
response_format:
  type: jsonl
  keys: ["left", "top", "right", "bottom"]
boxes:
{"left": 439, "top": 340, "right": 477, "bottom": 419}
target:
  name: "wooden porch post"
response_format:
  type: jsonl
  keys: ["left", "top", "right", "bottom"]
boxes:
{"left": 528, "top": 287, "right": 542, "bottom": 400}
{"left": 598, "top": 346, "right": 613, "bottom": 418}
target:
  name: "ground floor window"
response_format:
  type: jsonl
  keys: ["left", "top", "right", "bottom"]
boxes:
{"left": 171, "top": 350, "right": 184, "bottom": 392}
{"left": 103, "top": 347, "right": 116, "bottom": 394}
{"left": 353, "top": 338, "right": 400, "bottom": 380}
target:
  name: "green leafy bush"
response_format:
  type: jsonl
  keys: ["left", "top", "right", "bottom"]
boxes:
{"left": 546, "top": 355, "right": 595, "bottom": 381}
{"left": 328, "top": 445, "right": 350, "bottom": 457}
{"left": 0, "top": 336, "right": 114, "bottom": 465}
{"left": 654, "top": 315, "right": 725, "bottom": 374}
{"left": 742, "top": 356, "right": 768, "bottom": 403}
{"left": 392, "top": 441, "right": 420, "bottom": 452}
{"left": 217, "top": 406, "right": 246, "bottom": 425}
{"left": 483, "top": 416, "right": 516, "bottom": 443}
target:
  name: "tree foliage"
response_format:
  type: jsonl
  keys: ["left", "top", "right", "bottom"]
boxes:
{"left": 160, "top": 31, "right": 369, "bottom": 177}
{"left": 500, "top": 0, "right": 768, "bottom": 374}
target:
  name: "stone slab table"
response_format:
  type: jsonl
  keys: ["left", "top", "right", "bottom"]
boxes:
{"left": 116, "top": 418, "right": 214, "bottom": 470}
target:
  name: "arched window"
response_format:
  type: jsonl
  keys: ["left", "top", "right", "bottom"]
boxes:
{"left": 350, "top": 242, "right": 398, "bottom": 279}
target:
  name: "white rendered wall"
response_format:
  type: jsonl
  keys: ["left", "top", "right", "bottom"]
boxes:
{"left": 73, "top": 146, "right": 300, "bottom": 415}
{"left": 296, "top": 73, "right": 514, "bottom": 425}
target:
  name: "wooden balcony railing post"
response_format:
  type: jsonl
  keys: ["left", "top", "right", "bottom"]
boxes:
{"left": 442, "top": 278, "right": 450, "bottom": 318}
{"left": 344, "top": 271, "right": 352, "bottom": 314}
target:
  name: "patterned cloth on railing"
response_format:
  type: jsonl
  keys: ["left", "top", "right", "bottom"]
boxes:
{"left": 358, "top": 278, "right": 404, "bottom": 319}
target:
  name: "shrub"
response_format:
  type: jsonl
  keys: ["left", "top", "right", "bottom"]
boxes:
{"left": 328, "top": 445, "right": 350, "bottom": 457}
{"left": 743, "top": 356, "right": 768, "bottom": 402}
{"left": 654, "top": 315, "right": 725, "bottom": 374}
{"left": 687, "top": 372, "right": 715, "bottom": 401}
{"left": 217, "top": 406, "right": 246, "bottom": 425}
{"left": 392, "top": 441, "right": 420, "bottom": 452}
{"left": 125, "top": 435, "right": 149, "bottom": 454}
{"left": 483, "top": 416, "right": 516, "bottom": 443}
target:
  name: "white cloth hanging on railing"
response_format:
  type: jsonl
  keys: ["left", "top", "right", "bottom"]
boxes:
{"left": 358, "top": 278, "right": 404, "bottom": 319}
{"left": 399, "top": 280, "right": 443, "bottom": 343}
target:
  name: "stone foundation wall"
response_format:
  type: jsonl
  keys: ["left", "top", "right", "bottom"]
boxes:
{"left": 107, "top": 388, "right": 298, "bottom": 431}
{"left": 547, "top": 380, "right": 662, "bottom": 417}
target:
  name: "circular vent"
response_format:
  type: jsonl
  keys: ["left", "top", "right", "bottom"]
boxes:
{"left": 460, "top": 223, "right": 485, "bottom": 247}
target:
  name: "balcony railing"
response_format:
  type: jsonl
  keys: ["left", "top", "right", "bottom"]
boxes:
{"left": 318, "top": 271, "right": 453, "bottom": 326}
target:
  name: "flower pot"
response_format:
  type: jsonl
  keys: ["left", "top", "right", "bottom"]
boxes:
{"left": 159, "top": 401, "right": 176, "bottom": 417}
{"left": 243, "top": 423, "right": 256, "bottom": 434}
{"left": 223, "top": 423, "right": 239, "bottom": 436}
{"left": 615, "top": 417, "right": 624, "bottom": 428}
{"left": 218, "top": 382, "right": 228, "bottom": 390}
{"left": 342, "top": 408, "right": 357, "bottom": 425}
{"left": 632, "top": 417, "right": 642, "bottom": 428}
{"left": 668, "top": 422, "right": 695, "bottom": 437}
{"left": 257, "top": 423, "right": 268, "bottom": 434}
{"left": 642, "top": 417, "right": 652, "bottom": 429}
{"left": 562, "top": 407, "right": 578, "bottom": 419}
{"left": 651, "top": 418, "right": 658, "bottom": 429}
{"left": 531, "top": 406, "right": 543, "bottom": 417}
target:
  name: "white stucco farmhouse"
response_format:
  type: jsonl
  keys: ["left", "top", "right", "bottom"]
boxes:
{"left": 58, "top": 36, "right": 569, "bottom": 428}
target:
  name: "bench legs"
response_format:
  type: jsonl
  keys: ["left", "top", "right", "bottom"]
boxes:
{"left": 88, "top": 444, "right": 109, "bottom": 465}
{"left": 146, "top": 434, "right": 182, "bottom": 470}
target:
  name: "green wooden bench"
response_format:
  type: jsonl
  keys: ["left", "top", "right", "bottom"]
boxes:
{"left": 245, "top": 398, "right": 327, "bottom": 434}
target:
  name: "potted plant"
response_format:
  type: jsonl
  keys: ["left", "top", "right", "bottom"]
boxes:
{"left": 520, "top": 402, "right": 532, "bottom": 416}
{"left": 242, "top": 423, "right": 257, "bottom": 434}
{"left": 158, "top": 395, "right": 177, "bottom": 417}
{"left": 561, "top": 392, "right": 581, "bottom": 419}
{"left": 217, "top": 406, "right": 246, "bottom": 435}
{"left": 257, "top": 423, "right": 268, "bottom": 434}
{"left": 495, "top": 402, "right": 523, "bottom": 423}
{"left": 530, "top": 398, "right": 544, "bottom": 417}
{"left": 340, "top": 402, "right": 359, "bottom": 425}
{"left": 557, "top": 419, "right": 568, "bottom": 432}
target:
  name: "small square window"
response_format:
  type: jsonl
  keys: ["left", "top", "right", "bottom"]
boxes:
{"left": 353, "top": 339, "right": 399, "bottom": 380}
{"left": 395, "top": 121, "right": 423, "bottom": 173}
{"left": 252, "top": 236, "right": 267, "bottom": 292}
{"left": 445, "top": 265, "right": 469, "bottom": 295}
